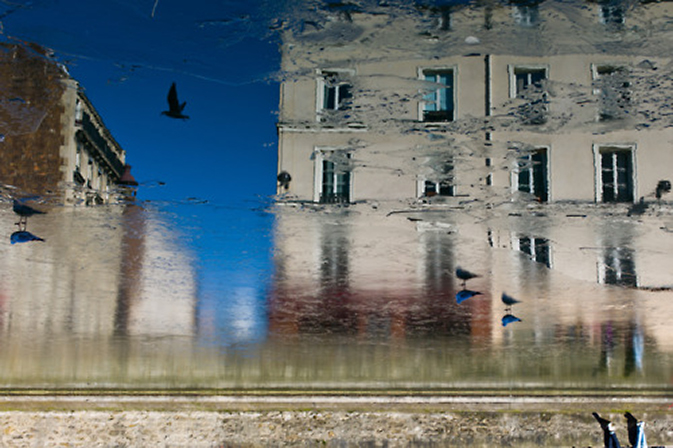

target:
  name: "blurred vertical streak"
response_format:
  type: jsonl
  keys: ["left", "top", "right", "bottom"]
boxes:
{"left": 114, "top": 202, "right": 145, "bottom": 337}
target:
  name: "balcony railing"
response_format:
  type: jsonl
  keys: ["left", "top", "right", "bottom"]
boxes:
{"left": 320, "top": 193, "right": 350, "bottom": 204}
{"left": 76, "top": 112, "right": 124, "bottom": 178}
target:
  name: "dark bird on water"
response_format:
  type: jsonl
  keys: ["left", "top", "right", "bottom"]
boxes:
{"left": 161, "top": 82, "right": 189, "bottom": 119}
{"left": 501, "top": 292, "right": 521, "bottom": 309}
{"left": 501, "top": 314, "right": 521, "bottom": 327}
{"left": 455, "top": 267, "right": 479, "bottom": 287}
{"left": 13, "top": 199, "right": 45, "bottom": 230}
{"left": 11, "top": 230, "right": 45, "bottom": 244}
{"left": 456, "top": 289, "right": 481, "bottom": 304}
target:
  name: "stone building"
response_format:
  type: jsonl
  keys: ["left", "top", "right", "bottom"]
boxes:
{"left": 0, "top": 42, "right": 135, "bottom": 205}
{"left": 272, "top": 0, "right": 673, "bottom": 357}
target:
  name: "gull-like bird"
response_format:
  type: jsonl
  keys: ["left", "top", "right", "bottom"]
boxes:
{"left": 161, "top": 82, "right": 189, "bottom": 119}
{"left": 13, "top": 198, "right": 45, "bottom": 230}
{"left": 455, "top": 267, "right": 479, "bottom": 288}
{"left": 501, "top": 292, "right": 521, "bottom": 311}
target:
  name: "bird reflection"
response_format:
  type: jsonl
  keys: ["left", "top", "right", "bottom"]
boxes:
{"left": 13, "top": 198, "right": 45, "bottom": 231}
{"left": 11, "top": 230, "right": 45, "bottom": 244}
{"left": 455, "top": 267, "right": 479, "bottom": 288}
{"left": 592, "top": 412, "right": 622, "bottom": 448}
{"left": 501, "top": 292, "right": 521, "bottom": 312}
{"left": 501, "top": 313, "right": 521, "bottom": 327}
{"left": 456, "top": 289, "right": 481, "bottom": 304}
{"left": 161, "top": 82, "right": 189, "bottom": 120}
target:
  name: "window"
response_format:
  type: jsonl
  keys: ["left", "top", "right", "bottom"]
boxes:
{"left": 596, "top": 146, "right": 634, "bottom": 203}
{"left": 511, "top": 66, "right": 546, "bottom": 97}
{"left": 599, "top": 2, "right": 625, "bottom": 28}
{"left": 318, "top": 70, "right": 352, "bottom": 112}
{"left": 75, "top": 99, "right": 83, "bottom": 124}
{"left": 422, "top": 158, "right": 455, "bottom": 197}
{"left": 420, "top": 6, "right": 452, "bottom": 31}
{"left": 600, "top": 247, "right": 636, "bottom": 287}
{"left": 592, "top": 64, "right": 630, "bottom": 121}
{"left": 421, "top": 69, "right": 455, "bottom": 122}
{"left": 514, "top": 235, "right": 551, "bottom": 268}
{"left": 316, "top": 150, "right": 351, "bottom": 204}
{"left": 510, "top": 66, "right": 548, "bottom": 125}
{"left": 511, "top": 1, "right": 540, "bottom": 27}
{"left": 515, "top": 147, "right": 548, "bottom": 202}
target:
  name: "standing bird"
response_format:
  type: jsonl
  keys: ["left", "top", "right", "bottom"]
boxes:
{"left": 13, "top": 199, "right": 45, "bottom": 230}
{"left": 456, "top": 289, "right": 481, "bottom": 304}
{"left": 455, "top": 267, "right": 479, "bottom": 288}
{"left": 161, "top": 82, "right": 189, "bottom": 119}
{"left": 501, "top": 292, "right": 521, "bottom": 311}
{"left": 11, "top": 230, "right": 45, "bottom": 244}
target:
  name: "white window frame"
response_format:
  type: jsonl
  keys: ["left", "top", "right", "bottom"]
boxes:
{"left": 597, "top": 246, "right": 637, "bottom": 287}
{"left": 316, "top": 68, "right": 355, "bottom": 120}
{"left": 511, "top": 233, "right": 553, "bottom": 269}
{"left": 598, "top": 3, "right": 625, "bottom": 26}
{"left": 508, "top": 64, "right": 549, "bottom": 98}
{"left": 592, "top": 143, "right": 637, "bottom": 203}
{"left": 313, "top": 147, "right": 353, "bottom": 203}
{"left": 510, "top": 145, "right": 551, "bottom": 202}
{"left": 512, "top": 4, "right": 540, "bottom": 27}
{"left": 418, "top": 66, "right": 457, "bottom": 122}
{"left": 416, "top": 155, "right": 456, "bottom": 197}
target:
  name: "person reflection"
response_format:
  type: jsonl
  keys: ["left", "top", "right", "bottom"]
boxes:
{"left": 597, "top": 322, "right": 615, "bottom": 374}
{"left": 592, "top": 412, "right": 622, "bottom": 448}
{"left": 624, "top": 321, "right": 645, "bottom": 377}
{"left": 625, "top": 412, "right": 648, "bottom": 448}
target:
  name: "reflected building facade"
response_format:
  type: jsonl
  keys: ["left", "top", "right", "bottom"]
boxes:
{"left": 0, "top": 203, "right": 198, "bottom": 385}
{"left": 274, "top": 0, "right": 673, "bottom": 354}
{"left": 0, "top": 43, "right": 198, "bottom": 384}
{"left": 0, "top": 42, "right": 135, "bottom": 205}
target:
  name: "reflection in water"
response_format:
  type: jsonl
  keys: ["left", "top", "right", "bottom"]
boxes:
{"left": 10, "top": 230, "right": 44, "bottom": 244}
{"left": 0, "top": 0, "right": 671, "bottom": 391}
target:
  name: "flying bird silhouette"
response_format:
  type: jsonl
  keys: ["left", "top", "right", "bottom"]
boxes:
{"left": 501, "top": 292, "right": 521, "bottom": 311}
{"left": 161, "top": 82, "right": 189, "bottom": 119}
{"left": 456, "top": 289, "right": 481, "bottom": 304}
{"left": 455, "top": 267, "right": 479, "bottom": 287}
{"left": 11, "top": 230, "right": 45, "bottom": 244}
{"left": 501, "top": 314, "right": 521, "bottom": 327}
{"left": 13, "top": 199, "right": 45, "bottom": 230}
